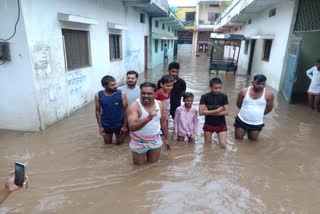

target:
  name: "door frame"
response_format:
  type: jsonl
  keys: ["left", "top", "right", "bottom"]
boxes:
{"left": 247, "top": 39, "right": 256, "bottom": 75}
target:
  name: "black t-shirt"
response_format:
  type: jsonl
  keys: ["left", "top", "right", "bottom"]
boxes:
{"left": 170, "top": 77, "right": 186, "bottom": 115}
{"left": 199, "top": 92, "right": 229, "bottom": 126}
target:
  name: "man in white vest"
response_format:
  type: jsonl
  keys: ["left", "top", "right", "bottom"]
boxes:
{"left": 234, "top": 74, "right": 274, "bottom": 141}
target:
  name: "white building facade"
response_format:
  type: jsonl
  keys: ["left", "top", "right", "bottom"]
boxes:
{"left": 0, "top": 0, "right": 167, "bottom": 131}
{"left": 214, "top": 0, "right": 299, "bottom": 91}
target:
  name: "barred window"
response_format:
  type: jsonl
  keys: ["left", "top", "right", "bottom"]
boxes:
{"left": 109, "top": 34, "right": 122, "bottom": 60}
{"left": 262, "top": 39, "right": 272, "bottom": 61}
{"left": 155, "top": 39, "right": 158, "bottom": 53}
{"left": 62, "top": 29, "right": 91, "bottom": 70}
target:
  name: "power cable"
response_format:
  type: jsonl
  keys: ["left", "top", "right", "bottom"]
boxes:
{"left": 0, "top": 0, "right": 21, "bottom": 41}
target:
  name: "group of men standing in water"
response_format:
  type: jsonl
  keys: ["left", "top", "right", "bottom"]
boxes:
{"left": 95, "top": 62, "right": 274, "bottom": 165}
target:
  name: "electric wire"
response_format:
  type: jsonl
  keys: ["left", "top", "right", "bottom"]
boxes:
{"left": 0, "top": 0, "right": 21, "bottom": 41}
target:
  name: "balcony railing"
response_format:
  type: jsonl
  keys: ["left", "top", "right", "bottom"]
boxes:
{"left": 199, "top": 19, "right": 216, "bottom": 25}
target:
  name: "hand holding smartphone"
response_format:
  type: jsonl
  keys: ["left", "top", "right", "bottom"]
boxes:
{"left": 14, "top": 162, "right": 26, "bottom": 187}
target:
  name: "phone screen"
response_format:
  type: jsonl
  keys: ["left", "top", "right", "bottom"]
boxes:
{"left": 14, "top": 162, "right": 25, "bottom": 187}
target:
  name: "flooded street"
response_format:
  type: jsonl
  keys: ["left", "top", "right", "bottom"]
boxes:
{"left": 1, "top": 51, "right": 320, "bottom": 213}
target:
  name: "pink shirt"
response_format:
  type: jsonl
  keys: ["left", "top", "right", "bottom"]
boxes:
{"left": 174, "top": 105, "right": 198, "bottom": 137}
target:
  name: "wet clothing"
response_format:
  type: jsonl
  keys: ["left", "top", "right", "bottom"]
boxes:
{"left": 118, "top": 85, "right": 140, "bottom": 106}
{"left": 130, "top": 99, "right": 162, "bottom": 153}
{"left": 98, "top": 90, "right": 124, "bottom": 129}
{"left": 174, "top": 105, "right": 198, "bottom": 137}
{"left": 234, "top": 116, "right": 264, "bottom": 131}
{"left": 104, "top": 127, "right": 121, "bottom": 135}
{"left": 203, "top": 124, "right": 227, "bottom": 133}
{"left": 170, "top": 77, "right": 186, "bottom": 118}
{"left": 238, "top": 87, "right": 266, "bottom": 125}
{"left": 129, "top": 132, "right": 163, "bottom": 154}
{"left": 306, "top": 66, "right": 320, "bottom": 95}
{"left": 164, "top": 46, "right": 168, "bottom": 58}
{"left": 156, "top": 89, "right": 170, "bottom": 119}
{"left": 199, "top": 92, "right": 229, "bottom": 126}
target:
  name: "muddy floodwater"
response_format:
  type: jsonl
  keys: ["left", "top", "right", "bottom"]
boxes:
{"left": 1, "top": 52, "right": 320, "bottom": 213}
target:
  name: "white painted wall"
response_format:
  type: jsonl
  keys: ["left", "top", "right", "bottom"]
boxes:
{"left": 236, "top": 0, "right": 296, "bottom": 91}
{"left": 0, "top": 0, "right": 40, "bottom": 131}
{"left": 151, "top": 19, "right": 175, "bottom": 68}
{"left": 1, "top": 0, "right": 150, "bottom": 131}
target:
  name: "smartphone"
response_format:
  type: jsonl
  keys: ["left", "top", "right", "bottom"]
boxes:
{"left": 14, "top": 162, "right": 26, "bottom": 187}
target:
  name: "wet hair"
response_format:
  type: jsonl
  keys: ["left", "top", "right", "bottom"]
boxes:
{"left": 101, "top": 75, "right": 116, "bottom": 87}
{"left": 168, "top": 62, "right": 180, "bottom": 70}
{"left": 209, "top": 77, "right": 222, "bottom": 87}
{"left": 316, "top": 59, "right": 320, "bottom": 64}
{"left": 253, "top": 74, "right": 267, "bottom": 83}
{"left": 164, "top": 44, "right": 167, "bottom": 47}
{"left": 126, "top": 70, "right": 138, "bottom": 78}
{"left": 183, "top": 92, "right": 194, "bottom": 100}
{"left": 140, "top": 82, "right": 157, "bottom": 92}
{"left": 157, "top": 75, "right": 174, "bottom": 89}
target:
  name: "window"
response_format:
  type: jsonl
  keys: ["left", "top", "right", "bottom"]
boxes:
{"left": 208, "top": 13, "right": 219, "bottom": 22}
{"left": 248, "top": 19, "right": 252, "bottom": 24}
{"left": 244, "top": 40, "right": 249, "bottom": 55}
{"left": 162, "top": 23, "right": 165, "bottom": 30}
{"left": 62, "top": 29, "right": 90, "bottom": 70}
{"left": 185, "top": 12, "right": 195, "bottom": 22}
{"left": 262, "top": 39, "right": 272, "bottom": 61}
{"left": 209, "top": 4, "right": 219, "bottom": 7}
{"left": 168, "top": 26, "right": 170, "bottom": 32}
{"left": 155, "top": 39, "right": 158, "bottom": 53}
{"left": 140, "top": 13, "right": 145, "bottom": 23}
{"left": 155, "top": 20, "right": 159, "bottom": 28}
{"left": 269, "top": 8, "right": 276, "bottom": 17}
{"left": 161, "top": 40, "right": 164, "bottom": 51}
{"left": 109, "top": 34, "right": 122, "bottom": 60}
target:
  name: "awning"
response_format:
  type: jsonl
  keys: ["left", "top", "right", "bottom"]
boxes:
{"left": 107, "top": 22, "right": 127, "bottom": 30}
{"left": 210, "top": 33, "right": 246, "bottom": 40}
{"left": 247, "top": 35, "right": 275, "bottom": 39}
{"left": 58, "top": 13, "right": 98, "bottom": 25}
{"left": 152, "top": 33, "right": 178, "bottom": 40}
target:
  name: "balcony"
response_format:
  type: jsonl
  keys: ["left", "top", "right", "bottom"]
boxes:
{"left": 123, "top": 0, "right": 169, "bottom": 17}
{"left": 213, "top": 0, "right": 279, "bottom": 31}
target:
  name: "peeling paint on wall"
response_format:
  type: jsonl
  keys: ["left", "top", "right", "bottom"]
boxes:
{"left": 32, "top": 42, "right": 51, "bottom": 79}
{"left": 125, "top": 49, "right": 142, "bottom": 71}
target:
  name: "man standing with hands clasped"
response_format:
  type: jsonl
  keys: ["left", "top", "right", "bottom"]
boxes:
{"left": 234, "top": 74, "right": 274, "bottom": 141}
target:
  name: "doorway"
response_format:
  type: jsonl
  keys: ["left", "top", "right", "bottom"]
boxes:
{"left": 247, "top": 39, "right": 256, "bottom": 75}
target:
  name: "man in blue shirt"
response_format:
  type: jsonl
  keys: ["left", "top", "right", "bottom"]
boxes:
{"left": 95, "top": 75, "right": 128, "bottom": 144}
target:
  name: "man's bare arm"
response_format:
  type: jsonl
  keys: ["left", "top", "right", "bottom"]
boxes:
{"left": 199, "top": 104, "right": 228, "bottom": 116}
{"left": 95, "top": 94, "right": 102, "bottom": 128}
{"left": 236, "top": 88, "right": 246, "bottom": 109}
{"left": 264, "top": 91, "right": 274, "bottom": 115}
{"left": 121, "top": 91, "right": 128, "bottom": 128}
{"left": 160, "top": 101, "right": 170, "bottom": 149}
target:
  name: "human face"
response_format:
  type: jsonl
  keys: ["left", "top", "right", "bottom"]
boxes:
{"left": 210, "top": 83, "right": 222, "bottom": 94}
{"left": 126, "top": 74, "right": 138, "bottom": 87}
{"left": 316, "top": 63, "right": 320, "bottom": 71}
{"left": 160, "top": 81, "right": 174, "bottom": 93}
{"left": 168, "top": 68, "right": 179, "bottom": 80}
{"left": 252, "top": 80, "right": 266, "bottom": 92}
{"left": 140, "top": 86, "right": 156, "bottom": 105}
{"left": 104, "top": 81, "right": 117, "bottom": 93}
{"left": 184, "top": 97, "right": 193, "bottom": 108}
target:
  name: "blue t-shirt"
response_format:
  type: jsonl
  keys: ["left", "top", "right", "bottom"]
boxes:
{"left": 98, "top": 90, "right": 124, "bottom": 129}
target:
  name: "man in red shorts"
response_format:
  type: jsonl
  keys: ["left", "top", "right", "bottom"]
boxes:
{"left": 199, "top": 78, "right": 229, "bottom": 149}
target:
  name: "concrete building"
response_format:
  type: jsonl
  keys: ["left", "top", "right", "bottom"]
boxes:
{"left": 214, "top": 0, "right": 320, "bottom": 104}
{"left": 0, "top": 0, "right": 168, "bottom": 131}
{"left": 150, "top": 11, "right": 184, "bottom": 68}
{"left": 195, "top": 0, "right": 230, "bottom": 53}
{"left": 174, "top": 6, "right": 197, "bottom": 53}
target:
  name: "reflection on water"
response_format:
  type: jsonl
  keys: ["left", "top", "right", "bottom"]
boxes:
{"left": 1, "top": 52, "right": 320, "bottom": 213}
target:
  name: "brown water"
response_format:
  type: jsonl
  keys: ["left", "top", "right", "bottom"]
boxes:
{"left": 1, "top": 52, "right": 320, "bottom": 213}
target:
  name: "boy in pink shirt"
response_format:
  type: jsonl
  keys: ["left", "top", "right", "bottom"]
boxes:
{"left": 174, "top": 92, "right": 198, "bottom": 142}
